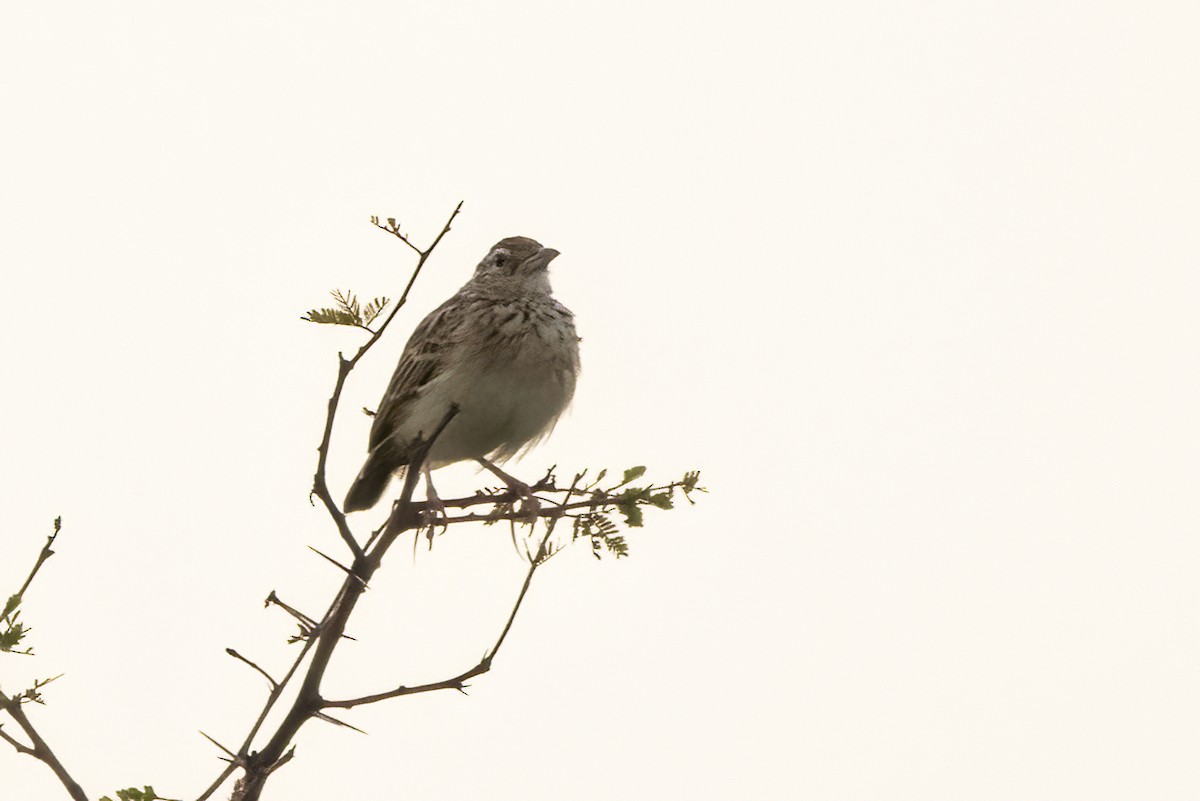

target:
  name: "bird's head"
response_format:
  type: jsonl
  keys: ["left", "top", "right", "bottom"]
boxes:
{"left": 473, "top": 237, "right": 561, "bottom": 286}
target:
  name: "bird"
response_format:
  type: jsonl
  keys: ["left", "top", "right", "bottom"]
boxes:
{"left": 343, "top": 236, "right": 580, "bottom": 515}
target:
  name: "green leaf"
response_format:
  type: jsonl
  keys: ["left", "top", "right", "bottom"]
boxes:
{"left": 103, "top": 786, "right": 174, "bottom": 801}
{"left": 648, "top": 492, "right": 674, "bottom": 510}
{"left": 617, "top": 501, "right": 644, "bottom": 528}
{"left": 2, "top": 593, "right": 19, "bottom": 619}
{"left": 301, "top": 307, "right": 360, "bottom": 326}
{"left": 607, "top": 535, "right": 629, "bottom": 557}
{"left": 303, "top": 289, "right": 387, "bottom": 328}
{"left": 0, "top": 621, "right": 27, "bottom": 652}
{"left": 361, "top": 296, "right": 391, "bottom": 326}
{"left": 621, "top": 466, "right": 646, "bottom": 485}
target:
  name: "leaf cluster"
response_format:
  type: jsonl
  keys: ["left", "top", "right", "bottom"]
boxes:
{"left": 568, "top": 467, "right": 705, "bottom": 559}
{"left": 6, "top": 674, "right": 62, "bottom": 706}
{"left": 302, "top": 289, "right": 390, "bottom": 330}
{"left": 1, "top": 593, "right": 30, "bottom": 654}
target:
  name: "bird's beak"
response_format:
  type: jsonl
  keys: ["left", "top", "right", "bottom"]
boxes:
{"left": 524, "top": 247, "right": 560, "bottom": 270}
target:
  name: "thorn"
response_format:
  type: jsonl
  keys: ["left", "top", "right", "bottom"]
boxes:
{"left": 315, "top": 711, "right": 368, "bottom": 735}
{"left": 308, "top": 546, "right": 366, "bottom": 585}
{"left": 266, "top": 745, "right": 297, "bottom": 775}
{"left": 199, "top": 730, "right": 237, "bottom": 759}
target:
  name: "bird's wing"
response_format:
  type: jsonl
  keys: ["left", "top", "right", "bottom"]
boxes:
{"left": 368, "top": 293, "right": 468, "bottom": 451}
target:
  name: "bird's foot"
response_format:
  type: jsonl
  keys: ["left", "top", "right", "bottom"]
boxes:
{"left": 421, "top": 467, "right": 449, "bottom": 533}
{"left": 513, "top": 486, "right": 541, "bottom": 523}
{"left": 478, "top": 458, "right": 542, "bottom": 524}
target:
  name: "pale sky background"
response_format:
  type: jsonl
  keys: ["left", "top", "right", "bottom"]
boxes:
{"left": 2, "top": 2, "right": 1199, "bottom": 800}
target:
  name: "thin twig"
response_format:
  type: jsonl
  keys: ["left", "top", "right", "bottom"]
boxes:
{"left": 352, "top": 201, "right": 463, "bottom": 371}
{"left": 196, "top": 627, "right": 321, "bottom": 801}
{"left": 370, "top": 217, "right": 423, "bottom": 256}
{"left": 263, "top": 592, "right": 318, "bottom": 631}
{"left": 310, "top": 354, "right": 363, "bottom": 560}
{"left": 14, "top": 517, "right": 62, "bottom": 601}
{"left": 225, "top": 649, "right": 279, "bottom": 690}
{"left": 0, "top": 722, "right": 35, "bottom": 755}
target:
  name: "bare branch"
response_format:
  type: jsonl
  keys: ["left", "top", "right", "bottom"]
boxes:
{"left": 225, "top": 649, "right": 279, "bottom": 690}
{"left": 14, "top": 517, "right": 62, "bottom": 601}
{"left": 310, "top": 353, "right": 363, "bottom": 560}
{"left": 195, "top": 630, "right": 321, "bottom": 801}
{"left": 370, "top": 216, "right": 423, "bottom": 255}
{"left": 0, "top": 722, "right": 35, "bottom": 755}
{"left": 355, "top": 202, "right": 464, "bottom": 371}
{"left": 263, "top": 591, "right": 318, "bottom": 632}
{"left": 0, "top": 691, "right": 88, "bottom": 801}
{"left": 321, "top": 669, "right": 482, "bottom": 709}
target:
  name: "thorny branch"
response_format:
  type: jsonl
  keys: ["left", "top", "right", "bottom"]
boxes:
{"left": 199, "top": 206, "right": 469, "bottom": 801}
{"left": 405, "top": 476, "right": 701, "bottom": 529}
{"left": 227, "top": 405, "right": 459, "bottom": 801}
{"left": 309, "top": 202, "right": 463, "bottom": 560}
{"left": 204, "top": 203, "right": 700, "bottom": 800}
{"left": 3, "top": 202, "right": 701, "bottom": 801}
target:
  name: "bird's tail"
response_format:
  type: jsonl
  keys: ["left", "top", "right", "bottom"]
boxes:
{"left": 343, "top": 450, "right": 406, "bottom": 513}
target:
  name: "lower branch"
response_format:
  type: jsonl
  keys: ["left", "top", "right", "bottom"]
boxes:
{"left": 227, "top": 407, "right": 459, "bottom": 801}
{"left": 1, "top": 518, "right": 87, "bottom": 801}
{"left": 0, "top": 692, "right": 88, "bottom": 801}
{"left": 324, "top": 528, "right": 553, "bottom": 710}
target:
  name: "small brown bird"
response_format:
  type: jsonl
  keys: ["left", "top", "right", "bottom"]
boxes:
{"left": 343, "top": 236, "right": 580, "bottom": 513}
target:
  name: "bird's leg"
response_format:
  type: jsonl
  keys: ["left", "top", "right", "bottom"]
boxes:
{"left": 421, "top": 465, "right": 448, "bottom": 536}
{"left": 477, "top": 458, "right": 541, "bottom": 522}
